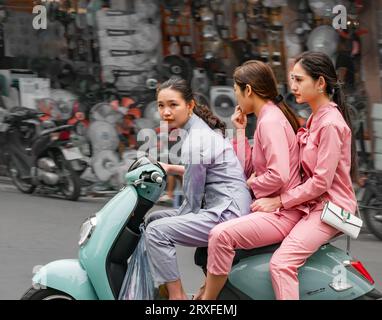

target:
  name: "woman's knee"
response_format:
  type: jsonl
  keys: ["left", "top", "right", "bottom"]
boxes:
{"left": 145, "top": 219, "right": 166, "bottom": 242}
{"left": 208, "top": 223, "right": 233, "bottom": 248}
{"left": 269, "top": 250, "right": 298, "bottom": 276}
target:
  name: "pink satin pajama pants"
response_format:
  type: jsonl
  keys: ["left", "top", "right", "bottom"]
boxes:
{"left": 207, "top": 209, "right": 339, "bottom": 300}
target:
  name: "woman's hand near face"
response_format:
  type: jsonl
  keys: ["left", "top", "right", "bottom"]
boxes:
{"left": 231, "top": 105, "right": 247, "bottom": 130}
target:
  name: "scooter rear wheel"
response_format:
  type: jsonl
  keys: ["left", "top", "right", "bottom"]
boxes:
{"left": 21, "top": 287, "right": 74, "bottom": 300}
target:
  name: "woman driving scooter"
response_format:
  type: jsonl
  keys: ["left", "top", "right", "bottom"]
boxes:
{"left": 144, "top": 78, "right": 252, "bottom": 300}
{"left": 194, "top": 60, "right": 305, "bottom": 300}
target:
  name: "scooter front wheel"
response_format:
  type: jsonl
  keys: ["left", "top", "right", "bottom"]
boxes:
{"left": 7, "top": 162, "right": 35, "bottom": 194}
{"left": 21, "top": 287, "right": 74, "bottom": 300}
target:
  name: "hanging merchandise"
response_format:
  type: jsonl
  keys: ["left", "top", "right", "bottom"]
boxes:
{"left": 89, "top": 102, "right": 124, "bottom": 124}
{"left": 209, "top": 86, "right": 236, "bottom": 130}
{"left": 191, "top": 68, "right": 210, "bottom": 96}
{"left": 3, "top": 11, "right": 39, "bottom": 57}
{"left": 307, "top": 25, "right": 339, "bottom": 59}
{"left": 135, "top": 0, "right": 159, "bottom": 19}
{"left": 98, "top": 21, "right": 162, "bottom": 53}
{"left": 92, "top": 149, "right": 120, "bottom": 182}
{"left": 142, "top": 100, "right": 161, "bottom": 128}
{"left": 159, "top": 55, "right": 193, "bottom": 83}
{"left": 308, "top": 0, "right": 336, "bottom": 18}
{"left": 262, "top": 0, "right": 287, "bottom": 8}
{"left": 88, "top": 120, "right": 120, "bottom": 153}
{"left": 87, "top": 0, "right": 104, "bottom": 27}
{"left": 100, "top": 49, "right": 152, "bottom": 69}
{"left": 235, "top": 13, "right": 247, "bottom": 40}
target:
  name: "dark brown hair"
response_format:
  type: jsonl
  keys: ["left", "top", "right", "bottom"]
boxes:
{"left": 295, "top": 51, "right": 358, "bottom": 181}
{"left": 233, "top": 60, "right": 300, "bottom": 133}
{"left": 156, "top": 78, "right": 227, "bottom": 136}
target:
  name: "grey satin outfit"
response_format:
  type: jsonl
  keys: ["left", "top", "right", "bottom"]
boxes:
{"left": 145, "top": 114, "right": 252, "bottom": 284}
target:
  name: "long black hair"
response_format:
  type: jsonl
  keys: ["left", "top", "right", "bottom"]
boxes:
{"left": 295, "top": 51, "right": 358, "bottom": 181}
{"left": 156, "top": 78, "right": 227, "bottom": 136}
{"left": 234, "top": 60, "right": 300, "bottom": 133}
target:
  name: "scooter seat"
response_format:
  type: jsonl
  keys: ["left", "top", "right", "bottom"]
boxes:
{"left": 194, "top": 243, "right": 282, "bottom": 270}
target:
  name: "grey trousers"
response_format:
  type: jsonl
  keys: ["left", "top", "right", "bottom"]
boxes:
{"left": 144, "top": 209, "right": 234, "bottom": 285}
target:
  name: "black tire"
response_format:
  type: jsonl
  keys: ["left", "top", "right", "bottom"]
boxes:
{"left": 57, "top": 154, "right": 81, "bottom": 201}
{"left": 363, "top": 197, "right": 382, "bottom": 241}
{"left": 362, "top": 187, "right": 382, "bottom": 240}
{"left": 356, "top": 289, "right": 382, "bottom": 300}
{"left": 7, "top": 159, "right": 36, "bottom": 194}
{"left": 21, "top": 287, "right": 74, "bottom": 300}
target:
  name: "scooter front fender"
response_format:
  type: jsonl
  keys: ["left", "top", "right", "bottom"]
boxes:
{"left": 32, "top": 259, "right": 98, "bottom": 300}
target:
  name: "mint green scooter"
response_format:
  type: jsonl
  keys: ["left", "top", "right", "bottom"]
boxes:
{"left": 22, "top": 157, "right": 381, "bottom": 300}
{"left": 22, "top": 157, "right": 166, "bottom": 300}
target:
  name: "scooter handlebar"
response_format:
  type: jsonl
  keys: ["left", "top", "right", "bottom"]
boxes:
{"left": 150, "top": 172, "right": 163, "bottom": 184}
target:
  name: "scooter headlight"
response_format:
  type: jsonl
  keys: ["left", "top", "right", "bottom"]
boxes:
{"left": 79, "top": 216, "right": 97, "bottom": 247}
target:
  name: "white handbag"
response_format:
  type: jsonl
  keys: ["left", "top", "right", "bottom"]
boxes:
{"left": 320, "top": 201, "right": 363, "bottom": 239}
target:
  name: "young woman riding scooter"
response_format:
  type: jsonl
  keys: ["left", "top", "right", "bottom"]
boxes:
{"left": 194, "top": 60, "right": 305, "bottom": 300}
{"left": 144, "top": 78, "right": 252, "bottom": 300}
{"left": 200, "top": 52, "right": 360, "bottom": 300}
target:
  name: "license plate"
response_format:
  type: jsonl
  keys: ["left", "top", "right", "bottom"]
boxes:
{"left": 0, "top": 123, "right": 9, "bottom": 132}
{"left": 62, "top": 147, "right": 83, "bottom": 161}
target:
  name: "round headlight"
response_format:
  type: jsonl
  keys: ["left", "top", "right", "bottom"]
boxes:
{"left": 79, "top": 216, "right": 97, "bottom": 247}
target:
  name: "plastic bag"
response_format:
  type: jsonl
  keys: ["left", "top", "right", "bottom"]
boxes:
{"left": 118, "top": 227, "right": 155, "bottom": 300}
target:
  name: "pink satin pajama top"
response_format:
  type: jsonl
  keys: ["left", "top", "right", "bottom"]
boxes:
{"left": 233, "top": 102, "right": 301, "bottom": 199}
{"left": 280, "top": 102, "right": 357, "bottom": 214}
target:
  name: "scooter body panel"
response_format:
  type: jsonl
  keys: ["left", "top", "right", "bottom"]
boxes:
{"left": 79, "top": 185, "right": 139, "bottom": 300}
{"left": 228, "top": 244, "right": 374, "bottom": 300}
{"left": 32, "top": 259, "right": 98, "bottom": 300}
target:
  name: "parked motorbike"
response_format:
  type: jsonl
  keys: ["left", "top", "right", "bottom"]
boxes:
{"left": 0, "top": 107, "right": 82, "bottom": 201}
{"left": 23, "top": 156, "right": 381, "bottom": 300}
{"left": 360, "top": 169, "right": 382, "bottom": 241}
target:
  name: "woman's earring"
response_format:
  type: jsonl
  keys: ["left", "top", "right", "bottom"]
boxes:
{"left": 318, "top": 88, "right": 324, "bottom": 94}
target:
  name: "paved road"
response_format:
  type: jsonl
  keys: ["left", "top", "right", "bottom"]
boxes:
{"left": 0, "top": 182, "right": 381, "bottom": 300}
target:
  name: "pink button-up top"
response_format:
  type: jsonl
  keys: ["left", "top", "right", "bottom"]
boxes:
{"left": 233, "top": 102, "right": 301, "bottom": 199}
{"left": 280, "top": 102, "right": 357, "bottom": 214}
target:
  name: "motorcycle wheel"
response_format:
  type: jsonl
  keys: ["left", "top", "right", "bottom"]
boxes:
{"left": 21, "top": 287, "right": 74, "bottom": 300}
{"left": 7, "top": 161, "right": 36, "bottom": 194}
{"left": 363, "top": 197, "right": 382, "bottom": 241}
{"left": 57, "top": 156, "right": 81, "bottom": 201}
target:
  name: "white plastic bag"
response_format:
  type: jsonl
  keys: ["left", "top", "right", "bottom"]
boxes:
{"left": 118, "top": 227, "right": 155, "bottom": 300}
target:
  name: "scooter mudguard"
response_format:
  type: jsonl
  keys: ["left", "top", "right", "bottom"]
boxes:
{"left": 229, "top": 244, "right": 375, "bottom": 300}
{"left": 32, "top": 259, "right": 98, "bottom": 300}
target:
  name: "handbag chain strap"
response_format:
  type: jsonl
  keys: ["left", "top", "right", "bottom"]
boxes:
{"left": 346, "top": 184, "right": 362, "bottom": 255}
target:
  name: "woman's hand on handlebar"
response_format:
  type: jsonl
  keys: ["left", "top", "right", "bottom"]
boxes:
{"left": 158, "top": 162, "right": 185, "bottom": 176}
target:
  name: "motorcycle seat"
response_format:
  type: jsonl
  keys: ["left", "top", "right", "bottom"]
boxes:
{"left": 194, "top": 243, "right": 282, "bottom": 270}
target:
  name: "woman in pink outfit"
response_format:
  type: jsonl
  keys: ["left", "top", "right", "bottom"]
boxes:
{"left": 194, "top": 60, "right": 305, "bottom": 300}
{"left": 253, "top": 51, "right": 358, "bottom": 300}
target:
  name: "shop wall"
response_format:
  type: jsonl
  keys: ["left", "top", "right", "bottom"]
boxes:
{"left": 360, "top": 0, "right": 382, "bottom": 104}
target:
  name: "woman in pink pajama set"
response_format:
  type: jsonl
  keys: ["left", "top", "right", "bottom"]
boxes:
{"left": 200, "top": 52, "right": 358, "bottom": 300}
{"left": 195, "top": 60, "right": 304, "bottom": 300}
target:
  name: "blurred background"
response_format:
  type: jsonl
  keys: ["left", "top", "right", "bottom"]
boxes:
{"left": 0, "top": 1, "right": 381, "bottom": 240}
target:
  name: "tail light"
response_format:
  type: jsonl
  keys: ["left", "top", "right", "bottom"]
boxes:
{"left": 59, "top": 131, "right": 71, "bottom": 141}
{"left": 350, "top": 261, "right": 375, "bottom": 284}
